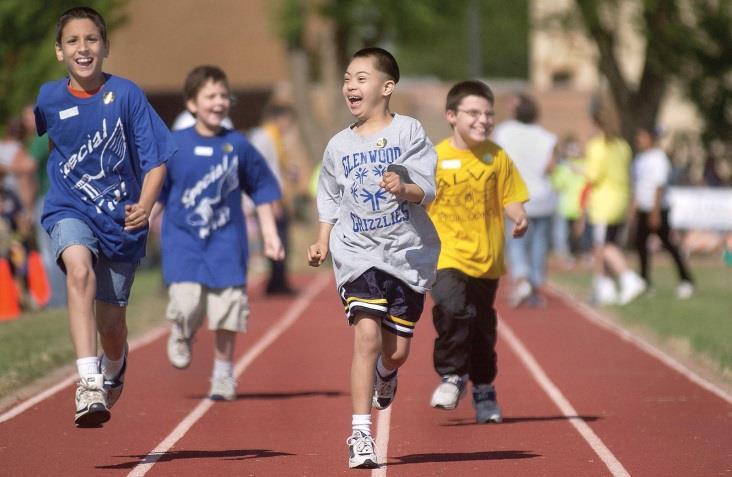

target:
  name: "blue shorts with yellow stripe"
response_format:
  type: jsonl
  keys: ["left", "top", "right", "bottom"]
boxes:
{"left": 339, "top": 267, "right": 425, "bottom": 338}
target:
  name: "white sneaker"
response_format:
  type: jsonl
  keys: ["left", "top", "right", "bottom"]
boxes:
{"left": 430, "top": 374, "right": 467, "bottom": 410}
{"left": 167, "top": 322, "right": 192, "bottom": 369}
{"left": 347, "top": 431, "right": 378, "bottom": 469}
{"left": 75, "top": 374, "right": 110, "bottom": 427}
{"left": 209, "top": 376, "right": 237, "bottom": 401}
{"left": 676, "top": 281, "right": 694, "bottom": 299}
{"left": 593, "top": 275, "right": 618, "bottom": 306}
{"left": 509, "top": 280, "right": 533, "bottom": 308}
{"left": 101, "top": 343, "right": 128, "bottom": 409}
{"left": 619, "top": 271, "right": 646, "bottom": 305}
{"left": 372, "top": 369, "right": 398, "bottom": 410}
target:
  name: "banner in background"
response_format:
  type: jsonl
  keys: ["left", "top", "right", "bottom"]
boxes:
{"left": 668, "top": 187, "right": 732, "bottom": 231}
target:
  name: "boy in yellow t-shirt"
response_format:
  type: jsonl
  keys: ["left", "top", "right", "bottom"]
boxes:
{"left": 427, "top": 80, "right": 528, "bottom": 423}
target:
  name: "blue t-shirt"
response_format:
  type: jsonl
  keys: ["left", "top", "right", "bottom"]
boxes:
{"left": 35, "top": 74, "right": 176, "bottom": 262}
{"left": 158, "top": 127, "right": 281, "bottom": 288}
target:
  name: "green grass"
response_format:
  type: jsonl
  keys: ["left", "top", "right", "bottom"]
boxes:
{"left": 0, "top": 268, "right": 168, "bottom": 400}
{"left": 550, "top": 255, "right": 732, "bottom": 379}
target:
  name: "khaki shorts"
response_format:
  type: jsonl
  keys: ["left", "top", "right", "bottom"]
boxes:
{"left": 166, "top": 282, "right": 249, "bottom": 335}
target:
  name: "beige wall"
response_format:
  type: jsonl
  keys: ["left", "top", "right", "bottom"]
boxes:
{"left": 104, "top": 0, "right": 289, "bottom": 92}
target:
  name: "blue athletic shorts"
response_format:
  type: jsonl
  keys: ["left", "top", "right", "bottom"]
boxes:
{"left": 50, "top": 218, "right": 138, "bottom": 306}
{"left": 339, "top": 267, "right": 425, "bottom": 338}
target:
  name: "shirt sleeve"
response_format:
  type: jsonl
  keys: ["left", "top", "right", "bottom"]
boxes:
{"left": 400, "top": 120, "right": 437, "bottom": 205}
{"left": 649, "top": 151, "right": 671, "bottom": 188}
{"left": 237, "top": 138, "right": 281, "bottom": 205}
{"left": 499, "top": 151, "right": 529, "bottom": 206}
{"left": 129, "top": 84, "right": 177, "bottom": 172}
{"left": 33, "top": 101, "right": 47, "bottom": 137}
{"left": 316, "top": 146, "right": 340, "bottom": 224}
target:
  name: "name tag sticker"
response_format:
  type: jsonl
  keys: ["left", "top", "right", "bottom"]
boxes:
{"left": 59, "top": 106, "right": 79, "bottom": 120}
{"left": 441, "top": 159, "right": 461, "bottom": 170}
{"left": 194, "top": 146, "right": 214, "bottom": 156}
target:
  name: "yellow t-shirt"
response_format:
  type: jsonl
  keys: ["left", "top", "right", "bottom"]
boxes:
{"left": 584, "top": 135, "right": 631, "bottom": 225}
{"left": 427, "top": 138, "right": 529, "bottom": 279}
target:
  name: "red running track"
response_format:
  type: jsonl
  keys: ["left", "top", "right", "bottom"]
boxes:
{"left": 0, "top": 271, "right": 730, "bottom": 476}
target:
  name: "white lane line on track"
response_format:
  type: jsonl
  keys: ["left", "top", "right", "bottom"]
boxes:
{"left": 0, "top": 324, "right": 169, "bottom": 424}
{"left": 499, "top": 319, "right": 631, "bottom": 477}
{"left": 372, "top": 407, "right": 391, "bottom": 476}
{"left": 127, "top": 273, "right": 331, "bottom": 477}
{"left": 547, "top": 283, "right": 732, "bottom": 405}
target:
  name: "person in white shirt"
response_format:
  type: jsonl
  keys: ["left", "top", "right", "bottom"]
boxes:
{"left": 493, "top": 93, "right": 557, "bottom": 307}
{"left": 632, "top": 125, "right": 694, "bottom": 299}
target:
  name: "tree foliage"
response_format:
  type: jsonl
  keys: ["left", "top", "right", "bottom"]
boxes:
{"left": 0, "top": 0, "right": 127, "bottom": 128}
{"left": 574, "top": 0, "right": 731, "bottom": 168}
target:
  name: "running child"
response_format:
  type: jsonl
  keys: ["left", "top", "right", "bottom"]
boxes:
{"left": 427, "top": 80, "right": 529, "bottom": 423}
{"left": 307, "top": 47, "right": 440, "bottom": 469}
{"left": 155, "top": 65, "right": 284, "bottom": 401}
{"left": 34, "top": 6, "right": 175, "bottom": 427}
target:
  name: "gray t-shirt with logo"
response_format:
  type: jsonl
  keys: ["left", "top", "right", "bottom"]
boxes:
{"left": 317, "top": 114, "right": 440, "bottom": 293}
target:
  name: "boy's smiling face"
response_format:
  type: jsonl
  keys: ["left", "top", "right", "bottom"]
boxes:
{"left": 342, "top": 56, "right": 394, "bottom": 121}
{"left": 187, "top": 79, "right": 231, "bottom": 136}
{"left": 55, "top": 18, "right": 108, "bottom": 91}
{"left": 447, "top": 95, "right": 495, "bottom": 149}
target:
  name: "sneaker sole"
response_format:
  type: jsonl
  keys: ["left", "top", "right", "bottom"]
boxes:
{"left": 349, "top": 458, "right": 378, "bottom": 469}
{"left": 477, "top": 414, "right": 502, "bottom": 424}
{"left": 372, "top": 381, "right": 397, "bottom": 410}
{"left": 75, "top": 404, "right": 111, "bottom": 428}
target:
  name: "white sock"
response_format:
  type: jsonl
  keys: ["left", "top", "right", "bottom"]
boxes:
{"left": 352, "top": 414, "right": 372, "bottom": 436}
{"left": 376, "top": 355, "right": 396, "bottom": 379}
{"left": 213, "top": 359, "right": 233, "bottom": 379}
{"left": 101, "top": 353, "right": 124, "bottom": 380}
{"left": 76, "top": 357, "right": 100, "bottom": 378}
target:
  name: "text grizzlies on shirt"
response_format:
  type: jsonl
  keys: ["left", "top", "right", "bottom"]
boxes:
{"left": 342, "top": 146, "right": 401, "bottom": 177}
{"left": 351, "top": 202, "right": 410, "bottom": 233}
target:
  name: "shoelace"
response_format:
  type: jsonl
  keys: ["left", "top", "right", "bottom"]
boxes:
{"left": 376, "top": 372, "right": 396, "bottom": 393}
{"left": 347, "top": 434, "right": 375, "bottom": 453}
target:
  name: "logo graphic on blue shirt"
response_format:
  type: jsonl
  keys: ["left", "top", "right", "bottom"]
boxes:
{"left": 61, "top": 117, "right": 128, "bottom": 213}
{"left": 182, "top": 154, "right": 240, "bottom": 239}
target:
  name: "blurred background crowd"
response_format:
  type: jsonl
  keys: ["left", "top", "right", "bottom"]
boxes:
{"left": 1, "top": 0, "right": 731, "bottom": 317}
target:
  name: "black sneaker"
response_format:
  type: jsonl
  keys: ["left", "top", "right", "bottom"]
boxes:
{"left": 372, "top": 369, "right": 398, "bottom": 410}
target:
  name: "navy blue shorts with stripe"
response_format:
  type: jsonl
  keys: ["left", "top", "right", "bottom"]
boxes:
{"left": 339, "top": 267, "right": 425, "bottom": 338}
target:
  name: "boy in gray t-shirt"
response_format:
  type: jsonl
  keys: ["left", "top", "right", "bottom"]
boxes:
{"left": 308, "top": 47, "right": 439, "bottom": 470}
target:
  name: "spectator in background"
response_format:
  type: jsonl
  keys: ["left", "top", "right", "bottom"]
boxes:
{"left": 632, "top": 125, "right": 694, "bottom": 298}
{"left": 0, "top": 117, "right": 36, "bottom": 212}
{"left": 551, "top": 135, "right": 588, "bottom": 268}
{"left": 493, "top": 93, "right": 557, "bottom": 307}
{"left": 584, "top": 103, "right": 645, "bottom": 306}
{"left": 249, "top": 103, "right": 297, "bottom": 295}
{"left": 22, "top": 103, "right": 67, "bottom": 308}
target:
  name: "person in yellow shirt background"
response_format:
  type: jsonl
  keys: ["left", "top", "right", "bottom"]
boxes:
{"left": 584, "top": 103, "right": 646, "bottom": 306}
{"left": 427, "top": 80, "right": 528, "bottom": 423}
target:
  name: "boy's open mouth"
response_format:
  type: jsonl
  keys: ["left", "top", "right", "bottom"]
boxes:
{"left": 348, "top": 95, "right": 362, "bottom": 107}
{"left": 76, "top": 57, "right": 93, "bottom": 66}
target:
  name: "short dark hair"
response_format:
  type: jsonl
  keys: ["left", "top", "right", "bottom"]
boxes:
{"left": 636, "top": 123, "right": 661, "bottom": 140}
{"left": 445, "top": 80, "right": 495, "bottom": 112}
{"left": 351, "top": 47, "right": 400, "bottom": 83}
{"left": 183, "top": 65, "right": 229, "bottom": 101}
{"left": 56, "top": 6, "right": 108, "bottom": 45}
{"left": 514, "top": 94, "right": 538, "bottom": 123}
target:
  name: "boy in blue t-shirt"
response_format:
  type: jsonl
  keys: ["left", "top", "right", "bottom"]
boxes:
{"left": 154, "top": 65, "right": 283, "bottom": 401}
{"left": 34, "top": 7, "right": 175, "bottom": 427}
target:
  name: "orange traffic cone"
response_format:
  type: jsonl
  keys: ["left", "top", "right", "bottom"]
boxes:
{"left": 27, "top": 250, "right": 51, "bottom": 308}
{"left": 0, "top": 257, "right": 21, "bottom": 320}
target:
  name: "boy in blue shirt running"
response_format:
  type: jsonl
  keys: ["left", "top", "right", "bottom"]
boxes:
{"left": 154, "top": 65, "right": 284, "bottom": 401}
{"left": 34, "top": 6, "right": 175, "bottom": 427}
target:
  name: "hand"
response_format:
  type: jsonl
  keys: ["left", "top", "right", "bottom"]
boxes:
{"left": 263, "top": 236, "right": 285, "bottom": 261}
{"left": 380, "top": 171, "right": 406, "bottom": 200}
{"left": 512, "top": 215, "right": 529, "bottom": 238}
{"left": 124, "top": 203, "right": 150, "bottom": 231}
{"left": 307, "top": 242, "right": 328, "bottom": 267}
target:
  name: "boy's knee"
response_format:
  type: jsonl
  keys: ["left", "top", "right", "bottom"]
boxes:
{"left": 66, "top": 263, "right": 94, "bottom": 290}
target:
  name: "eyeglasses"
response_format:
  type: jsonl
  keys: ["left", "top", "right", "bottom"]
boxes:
{"left": 457, "top": 109, "right": 495, "bottom": 120}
